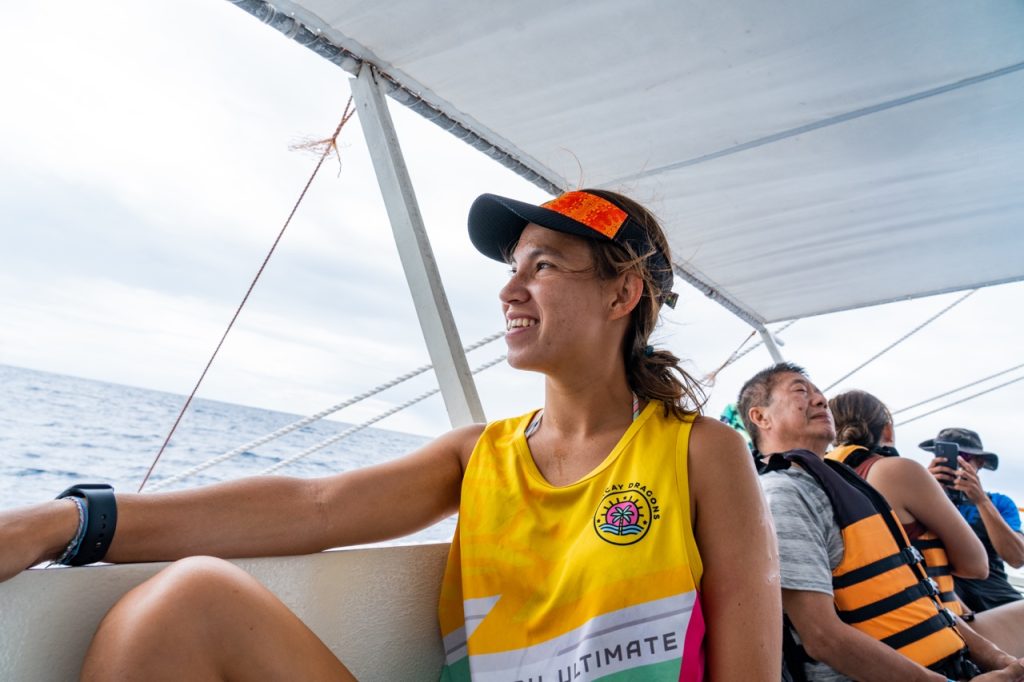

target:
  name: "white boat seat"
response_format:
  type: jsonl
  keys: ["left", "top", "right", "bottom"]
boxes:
{"left": 0, "top": 543, "right": 449, "bottom": 681}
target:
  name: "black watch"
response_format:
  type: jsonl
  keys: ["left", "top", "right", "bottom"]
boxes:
{"left": 56, "top": 484, "right": 117, "bottom": 566}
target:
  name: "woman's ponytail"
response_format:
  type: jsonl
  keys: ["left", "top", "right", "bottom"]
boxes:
{"left": 583, "top": 189, "right": 706, "bottom": 418}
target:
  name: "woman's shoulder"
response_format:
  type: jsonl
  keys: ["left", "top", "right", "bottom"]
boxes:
{"left": 685, "top": 415, "right": 756, "bottom": 481}
{"left": 431, "top": 422, "right": 489, "bottom": 468}
{"left": 866, "top": 453, "right": 931, "bottom": 482}
{"left": 687, "top": 414, "right": 748, "bottom": 454}
{"left": 444, "top": 411, "right": 543, "bottom": 466}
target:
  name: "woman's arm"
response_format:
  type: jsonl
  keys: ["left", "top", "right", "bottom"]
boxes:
{"left": 0, "top": 498, "right": 82, "bottom": 581}
{"left": 869, "top": 457, "right": 988, "bottom": 578}
{"left": 0, "top": 424, "right": 481, "bottom": 581}
{"left": 955, "top": 616, "right": 1016, "bottom": 671}
{"left": 688, "top": 417, "right": 781, "bottom": 680}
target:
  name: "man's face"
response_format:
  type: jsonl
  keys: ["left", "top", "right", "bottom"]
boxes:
{"left": 757, "top": 372, "right": 836, "bottom": 453}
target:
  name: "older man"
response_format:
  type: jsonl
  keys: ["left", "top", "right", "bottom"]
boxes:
{"left": 739, "top": 362, "right": 1023, "bottom": 682}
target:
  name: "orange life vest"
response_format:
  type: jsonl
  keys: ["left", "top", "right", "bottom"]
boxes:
{"left": 765, "top": 449, "right": 965, "bottom": 668}
{"left": 827, "top": 444, "right": 963, "bottom": 616}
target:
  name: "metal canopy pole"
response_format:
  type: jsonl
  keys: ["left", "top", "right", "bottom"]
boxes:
{"left": 757, "top": 327, "right": 785, "bottom": 364}
{"left": 350, "top": 63, "right": 486, "bottom": 427}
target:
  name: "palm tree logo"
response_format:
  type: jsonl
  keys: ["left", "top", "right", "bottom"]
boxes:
{"left": 594, "top": 491, "right": 650, "bottom": 545}
{"left": 607, "top": 502, "right": 638, "bottom": 531}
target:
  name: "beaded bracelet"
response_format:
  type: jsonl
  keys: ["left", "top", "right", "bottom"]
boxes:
{"left": 53, "top": 496, "right": 88, "bottom": 566}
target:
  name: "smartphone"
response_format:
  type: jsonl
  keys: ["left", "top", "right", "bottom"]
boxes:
{"left": 934, "top": 441, "right": 964, "bottom": 505}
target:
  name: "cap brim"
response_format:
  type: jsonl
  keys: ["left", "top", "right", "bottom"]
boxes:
{"left": 918, "top": 439, "right": 999, "bottom": 470}
{"left": 468, "top": 193, "right": 614, "bottom": 263}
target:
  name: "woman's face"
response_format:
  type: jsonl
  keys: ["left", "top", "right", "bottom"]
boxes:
{"left": 500, "top": 223, "right": 627, "bottom": 374}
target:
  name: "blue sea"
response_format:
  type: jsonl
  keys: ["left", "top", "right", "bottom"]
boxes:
{"left": 0, "top": 364, "right": 455, "bottom": 544}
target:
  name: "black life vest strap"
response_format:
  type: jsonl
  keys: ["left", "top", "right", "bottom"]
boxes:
{"left": 763, "top": 452, "right": 794, "bottom": 474}
{"left": 925, "top": 564, "right": 952, "bottom": 578}
{"left": 928, "top": 649, "right": 980, "bottom": 679}
{"left": 837, "top": 446, "right": 873, "bottom": 469}
{"left": 881, "top": 609, "right": 958, "bottom": 651}
{"left": 832, "top": 545, "right": 923, "bottom": 589}
{"left": 781, "top": 615, "right": 811, "bottom": 682}
{"left": 872, "top": 445, "right": 900, "bottom": 458}
{"left": 914, "top": 537, "right": 944, "bottom": 551}
{"left": 837, "top": 465, "right": 939, "bottom": 589}
{"left": 839, "top": 581, "right": 939, "bottom": 624}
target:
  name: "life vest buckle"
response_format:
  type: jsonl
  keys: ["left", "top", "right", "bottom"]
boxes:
{"left": 925, "top": 579, "right": 940, "bottom": 597}
{"left": 902, "top": 546, "right": 924, "bottom": 565}
{"left": 940, "top": 608, "right": 958, "bottom": 627}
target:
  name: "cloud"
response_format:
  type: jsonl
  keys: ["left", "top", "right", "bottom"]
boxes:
{"left": 1, "top": 0, "right": 1021, "bottom": 511}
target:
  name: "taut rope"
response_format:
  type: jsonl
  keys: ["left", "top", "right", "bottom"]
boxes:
{"left": 138, "top": 98, "right": 356, "bottom": 492}
{"left": 257, "top": 355, "right": 507, "bottom": 476}
{"left": 705, "top": 320, "right": 798, "bottom": 383}
{"left": 144, "top": 331, "right": 503, "bottom": 491}
{"left": 896, "top": 373, "right": 1024, "bottom": 426}
{"left": 823, "top": 289, "right": 977, "bottom": 393}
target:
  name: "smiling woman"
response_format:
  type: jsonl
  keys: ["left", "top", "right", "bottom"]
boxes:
{"left": 443, "top": 189, "right": 781, "bottom": 679}
{"left": 1, "top": 189, "right": 780, "bottom": 681}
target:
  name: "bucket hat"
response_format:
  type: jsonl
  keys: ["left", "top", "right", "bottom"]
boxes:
{"left": 919, "top": 427, "right": 999, "bottom": 471}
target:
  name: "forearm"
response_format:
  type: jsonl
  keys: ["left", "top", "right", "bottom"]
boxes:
{"left": 106, "top": 475, "right": 327, "bottom": 563}
{"left": 1, "top": 432, "right": 466, "bottom": 582}
{"left": 784, "top": 589, "right": 946, "bottom": 682}
{"left": 956, "top": 617, "right": 1015, "bottom": 671}
{"left": 977, "top": 500, "right": 1024, "bottom": 567}
{"left": 2, "top": 499, "right": 81, "bottom": 570}
{"left": 805, "top": 623, "right": 945, "bottom": 682}
{"left": 108, "top": 443, "right": 464, "bottom": 562}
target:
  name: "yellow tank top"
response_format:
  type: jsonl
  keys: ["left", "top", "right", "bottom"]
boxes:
{"left": 438, "top": 403, "right": 705, "bottom": 681}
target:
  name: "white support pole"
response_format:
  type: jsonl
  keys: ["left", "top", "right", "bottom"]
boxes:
{"left": 757, "top": 328, "right": 785, "bottom": 364}
{"left": 350, "top": 64, "right": 486, "bottom": 427}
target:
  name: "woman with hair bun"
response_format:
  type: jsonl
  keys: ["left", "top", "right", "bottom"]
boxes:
{"left": 0, "top": 189, "right": 780, "bottom": 680}
{"left": 828, "top": 389, "right": 1024, "bottom": 658}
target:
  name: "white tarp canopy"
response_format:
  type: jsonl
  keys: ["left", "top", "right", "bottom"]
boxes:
{"left": 231, "top": 0, "right": 1024, "bottom": 326}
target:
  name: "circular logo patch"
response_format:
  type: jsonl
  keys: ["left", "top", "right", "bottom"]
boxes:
{"left": 593, "top": 490, "right": 653, "bottom": 545}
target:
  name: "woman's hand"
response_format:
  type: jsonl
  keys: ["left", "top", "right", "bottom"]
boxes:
{"left": 0, "top": 499, "right": 79, "bottom": 582}
{"left": 971, "top": 658, "right": 1024, "bottom": 681}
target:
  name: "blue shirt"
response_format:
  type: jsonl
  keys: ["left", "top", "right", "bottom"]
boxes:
{"left": 958, "top": 492, "right": 1022, "bottom": 531}
{"left": 954, "top": 491, "right": 1024, "bottom": 612}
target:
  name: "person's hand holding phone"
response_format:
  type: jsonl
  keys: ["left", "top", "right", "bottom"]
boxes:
{"left": 952, "top": 456, "right": 987, "bottom": 505}
{"left": 929, "top": 441, "right": 966, "bottom": 505}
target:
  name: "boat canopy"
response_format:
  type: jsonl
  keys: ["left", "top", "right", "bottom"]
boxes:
{"left": 232, "top": 0, "right": 1024, "bottom": 326}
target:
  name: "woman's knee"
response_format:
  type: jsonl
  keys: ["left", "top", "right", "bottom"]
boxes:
{"left": 83, "top": 557, "right": 252, "bottom": 679}
{"left": 85, "top": 556, "right": 354, "bottom": 681}
{"left": 148, "top": 556, "right": 254, "bottom": 601}
{"left": 91, "top": 557, "right": 253, "bottom": 650}
{"left": 120, "top": 556, "right": 248, "bottom": 614}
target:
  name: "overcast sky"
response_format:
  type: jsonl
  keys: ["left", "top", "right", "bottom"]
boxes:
{"left": 1, "top": 1, "right": 1022, "bottom": 501}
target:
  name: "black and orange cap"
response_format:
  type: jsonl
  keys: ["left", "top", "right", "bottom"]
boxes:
{"left": 468, "top": 190, "right": 677, "bottom": 306}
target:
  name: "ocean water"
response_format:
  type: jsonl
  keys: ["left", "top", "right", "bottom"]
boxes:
{"left": 0, "top": 363, "right": 454, "bottom": 544}
{"left": 5, "top": 363, "right": 1023, "bottom": 584}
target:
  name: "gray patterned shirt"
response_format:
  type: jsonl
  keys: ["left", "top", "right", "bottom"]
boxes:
{"left": 762, "top": 466, "right": 850, "bottom": 682}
